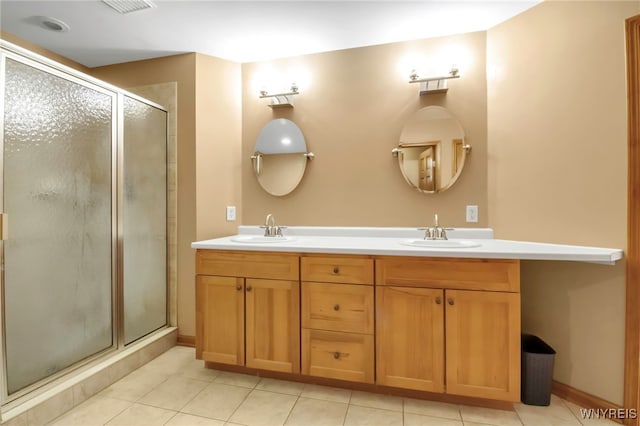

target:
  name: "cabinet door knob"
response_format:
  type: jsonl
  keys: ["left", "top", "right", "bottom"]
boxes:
{"left": 333, "top": 351, "right": 341, "bottom": 359}
{"left": 435, "top": 297, "right": 442, "bottom": 305}
{"left": 332, "top": 266, "right": 340, "bottom": 274}
{"left": 236, "top": 284, "right": 243, "bottom": 291}
{"left": 447, "top": 298, "right": 454, "bottom": 306}
{"left": 246, "top": 285, "right": 253, "bottom": 292}
{"left": 333, "top": 304, "right": 340, "bottom": 311}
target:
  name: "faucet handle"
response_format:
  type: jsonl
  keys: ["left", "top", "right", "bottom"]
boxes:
{"left": 418, "top": 227, "right": 434, "bottom": 240}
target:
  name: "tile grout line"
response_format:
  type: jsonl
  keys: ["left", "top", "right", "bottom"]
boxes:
{"left": 101, "top": 398, "right": 135, "bottom": 426}
{"left": 559, "top": 399, "right": 587, "bottom": 426}
{"left": 281, "top": 393, "right": 301, "bottom": 425}
{"left": 513, "top": 404, "right": 525, "bottom": 426}
{"left": 161, "top": 410, "right": 180, "bottom": 426}
{"left": 223, "top": 378, "right": 259, "bottom": 424}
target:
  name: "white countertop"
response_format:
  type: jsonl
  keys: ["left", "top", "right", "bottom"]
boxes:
{"left": 191, "top": 226, "right": 624, "bottom": 265}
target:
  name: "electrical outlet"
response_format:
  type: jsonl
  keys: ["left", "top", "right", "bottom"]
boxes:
{"left": 226, "top": 206, "right": 236, "bottom": 221}
{"left": 466, "top": 205, "right": 478, "bottom": 223}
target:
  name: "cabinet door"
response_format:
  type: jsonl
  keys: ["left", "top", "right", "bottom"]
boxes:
{"left": 196, "top": 276, "right": 244, "bottom": 365}
{"left": 245, "top": 279, "right": 300, "bottom": 373}
{"left": 376, "top": 286, "right": 445, "bottom": 392}
{"left": 445, "top": 289, "right": 520, "bottom": 401}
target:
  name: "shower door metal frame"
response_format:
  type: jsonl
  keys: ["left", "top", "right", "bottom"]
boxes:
{"left": 117, "top": 93, "right": 171, "bottom": 349}
{"left": 0, "top": 48, "right": 7, "bottom": 406}
{"left": 0, "top": 40, "right": 169, "bottom": 407}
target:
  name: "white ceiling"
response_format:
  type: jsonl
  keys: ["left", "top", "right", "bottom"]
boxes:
{"left": 0, "top": 1, "right": 540, "bottom": 68}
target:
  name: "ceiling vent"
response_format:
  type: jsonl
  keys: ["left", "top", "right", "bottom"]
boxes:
{"left": 102, "top": 0, "right": 156, "bottom": 14}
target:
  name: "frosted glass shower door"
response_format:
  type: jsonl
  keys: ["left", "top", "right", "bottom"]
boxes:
{"left": 122, "top": 95, "right": 167, "bottom": 345}
{"left": 2, "top": 58, "right": 115, "bottom": 395}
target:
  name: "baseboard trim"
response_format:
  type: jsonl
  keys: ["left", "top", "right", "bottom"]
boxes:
{"left": 552, "top": 381, "right": 624, "bottom": 424}
{"left": 177, "top": 334, "right": 195, "bottom": 348}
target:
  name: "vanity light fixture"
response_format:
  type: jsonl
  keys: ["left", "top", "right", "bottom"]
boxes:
{"left": 259, "top": 83, "right": 299, "bottom": 108}
{"left": 409, "top": 66, "right": 460, "bottom": 95}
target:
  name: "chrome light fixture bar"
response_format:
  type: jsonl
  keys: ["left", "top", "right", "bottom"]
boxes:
{"left": 259, "top": 83, "right": 299, "bottom": 108}
{"left": 409, "top": 66, "right": 460, "bottom": 95}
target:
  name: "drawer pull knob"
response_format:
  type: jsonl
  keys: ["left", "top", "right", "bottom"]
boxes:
{"left": 332, "top": 266, "right": 340, "bottom": 274}
{"left": 447, "top": 298, "right": 454, "bottom": 306}
{"left": 246, "top": 285, "right": 253, "bottom": 292}
{"left": 333, "top": 351, "right": 341, "bottom": 359}
{"left": 435, "top": 297, "right": 442, "bottom": 305}
{"left": 333, "top": 304, "right": 340, "bottom": 311}
{"left": 236, "top": 284, "right": 243, "bottom": 291}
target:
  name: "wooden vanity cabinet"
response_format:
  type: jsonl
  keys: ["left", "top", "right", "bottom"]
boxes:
{"left": 195, "top": 250, "right": 300, "bottom": 373}
{"left": 375, "top": 257, "right": 521, "bottom": 402}
{"left": 300, "top": 255, "right": 375, "bottom": 383}
{"left": 195, "top": 248, "right": 521, "bottom": 404}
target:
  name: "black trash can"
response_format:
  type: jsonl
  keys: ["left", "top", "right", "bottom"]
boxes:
{"left": 521, "top": 334, "right": 556, "bottom": 406}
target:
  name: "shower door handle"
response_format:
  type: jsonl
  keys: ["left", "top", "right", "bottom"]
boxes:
{"left": 0, "top": 213, "right": 7, "bottom": 240}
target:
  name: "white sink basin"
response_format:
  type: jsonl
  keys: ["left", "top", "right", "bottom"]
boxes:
{"left": 400, "top": 239, "right": 482, "bottom": 249}
{"left": 229, "top": 235, "right": 296, "bottom": 244}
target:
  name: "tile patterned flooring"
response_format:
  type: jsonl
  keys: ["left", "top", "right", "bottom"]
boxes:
{"left": 49, "top": 346, "right": 618, "bottom": 426}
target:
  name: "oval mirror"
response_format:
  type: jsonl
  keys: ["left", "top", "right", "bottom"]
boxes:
{"left": 395, "top": 106, "right": 470, "bottom": 193}
{"left": 252, "top": 118, "right": 313, "bottom": 196}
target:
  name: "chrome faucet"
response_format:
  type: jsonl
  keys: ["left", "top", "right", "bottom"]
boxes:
{"left": 418, "top": 213, "right": 449, "bottom": 240}
{"left": 261, "top": 213, "right": 286, "bottom": 237}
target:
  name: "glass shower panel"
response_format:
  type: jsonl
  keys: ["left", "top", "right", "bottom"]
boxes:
{"left": 3, "top": 58, "right": 114, "bottom": 394}
{"left": 123, "top": 96, "right": 167, "bottom": 345}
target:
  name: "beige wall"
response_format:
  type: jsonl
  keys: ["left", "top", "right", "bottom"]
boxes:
{"left": 0, "top": 31, "right": 90, "bottom": 73}
{"left": 91, "top": 55, "right": 199, "bottom": 336}
{"left": 195, "top": 53, "right": 242, "bottom": 241}
{"left": 487, "top": 1, "right": 639, "bottom": 405}
{"left": 241, "top": 32, "right": 488, "bottom": 227}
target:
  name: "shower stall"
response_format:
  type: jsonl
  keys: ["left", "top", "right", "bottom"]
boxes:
{"left": 0, "top": 41, "right": 169, "bottom": 404}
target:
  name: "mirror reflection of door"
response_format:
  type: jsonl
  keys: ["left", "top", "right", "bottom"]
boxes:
{"left": 452, "top": 139, "right": 463, "bottom": 177}
{"left": 419, "top": 147, "right": 435, "bottom": 191}
{"left": 396, "top": 106, "right": 468, "bottom": 194}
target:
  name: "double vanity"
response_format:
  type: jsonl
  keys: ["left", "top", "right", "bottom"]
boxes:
{"left": 191, "top": 226, "right": 622, "bottom": 406}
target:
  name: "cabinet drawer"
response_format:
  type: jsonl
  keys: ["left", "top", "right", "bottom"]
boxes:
{"left": 196, "top": 250, "right": 299, "bottom": 280}
{"left": 302, "top": 329, "right": 374, "bottom": 383}
{"left": 375, "top": 257, "right": 520, "bottom": 292}
{"left": 302, "top": 282, "right": 373, "bottom": 333}
{"left": 301, "top": 255, "right": 373, "bottom": 285}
